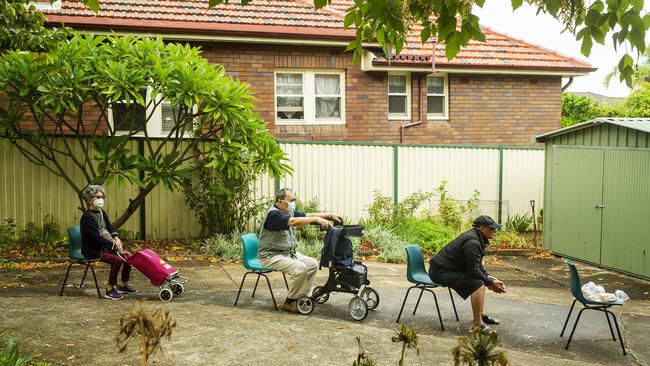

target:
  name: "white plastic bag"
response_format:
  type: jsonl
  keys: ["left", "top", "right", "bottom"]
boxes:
{"left": 581, "top": 281, "right": 630, "bottom": 303}
{"left": 581, "top": 281, "right": 605, "bottom": 299}
{"left": 590, "top": 293, "right": 617, "bottom": 302}
{"left": 615, "top": 290, "right": 630, "bottom": 302}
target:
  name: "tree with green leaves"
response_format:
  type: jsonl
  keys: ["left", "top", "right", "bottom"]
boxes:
{"left": 6, "top": 0, "right": 648, "bottom": 86}
{"left": 561, "top": 93, "right": 613, "bottom": 126}
{"left": 219, "top": 0, "right": 650, "bottom": 87}
{"left": 0, "top": 34, "right": 290, "bottom": 229}
{"left": 605, "top": 47, "right": 650, "bottom": 90}
{"left": 0, "top": 0, "right": 69, "bottom": 51}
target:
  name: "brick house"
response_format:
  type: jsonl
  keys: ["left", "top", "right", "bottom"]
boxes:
{"left": 40, "top": 0, "right": 595, "bottom": 146}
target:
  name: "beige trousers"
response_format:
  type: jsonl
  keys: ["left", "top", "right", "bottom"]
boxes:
{"left": 260, "top": 252, "right": 318, "bottom": 299}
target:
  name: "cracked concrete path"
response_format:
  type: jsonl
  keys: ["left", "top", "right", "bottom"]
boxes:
{"left": 1, "top": 255, "right": 648, "bottom": 365}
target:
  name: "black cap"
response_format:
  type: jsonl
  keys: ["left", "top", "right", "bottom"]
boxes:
{"left": 472, "top": 215, "right": 501, "bottom": 230}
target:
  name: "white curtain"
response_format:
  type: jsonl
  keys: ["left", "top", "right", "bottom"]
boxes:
{"left": 315, "top": 75, "right": 341, "bottom": 118}
{"left": 276, "top": 73, "right": 303, "bottom": 95}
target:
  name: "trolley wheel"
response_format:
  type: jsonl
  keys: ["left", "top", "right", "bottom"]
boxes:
{"left": 312, "top": 286, "right": 329, "bottom": 304}
{"left": 296, "top": 296, "right": 315, "bottom": 315}
{"left": 159, "top": 288, "right": 173, "bottom": 302}
{"left": 171, "top": 283, "right": 184, "bottom": 295}
{"left": 348, "top": 296, "right": 368, "bottom": 321}
{"left": 360, "top": 287, "right": 380, "bottom": 310}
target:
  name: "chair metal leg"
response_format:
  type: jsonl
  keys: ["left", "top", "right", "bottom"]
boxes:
{"left": 89, "top": 263, "right": 101, "bottom": 298}
{"left": 252, "top": 273, "right": 261, "bottom": 298}
{"left": 396, "top": 287, "right": 415, "bottom": 323}
{"left": 59, "top": 262, "right": 74, "bottom": 296}
{"left": 282, "top": 273, "right": 289, "bottom": 290}
{"left": 261, "top": 273, "right": 278, "bottom": 310}
{"left": 234, "top": 272, "right": 251, "bottom": 306}
{"left": 608, "top": 310, "right": 626, "bottom": 355}
{"left": 604, "top": 309, "right": 616, "bottom": 341}
{"left": 565, "top": 307, "right": 586, "bottom": 350}
{"left": 80, "top": 263, "right": 90, "bottom": 288}
{"left": 448, "top": 287, "right": 459, "bottom": 321}
{"left": 430, "top": 289, "right": 444, "bottom": 331}
{"left": 560, "top": 298, "right": 578, "bottom": 337}
{"left": 413, "top": 287, "right": 425, "bottom": 315}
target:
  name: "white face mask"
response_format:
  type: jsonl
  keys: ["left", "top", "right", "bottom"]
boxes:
{"left": 288, "top": 201, "right": 296, "bottom": 212}
{"left": 94, "top": 198, "right": 105, "bottom": 209}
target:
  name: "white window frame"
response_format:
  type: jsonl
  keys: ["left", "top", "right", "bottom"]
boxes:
{"left": 388, "top": 72, "right": 411, "bottom": 120}
{"left": 108, "top": 89, "right": 195, "bottom": 137}
{"left": 274, "top": 69, "right": 346, "bottom": 125}
{"left": 29, "top": 0, "right": 61, "bottom": 10}
{"left": 426, "top": 73, "right": 449, "bottom": 120}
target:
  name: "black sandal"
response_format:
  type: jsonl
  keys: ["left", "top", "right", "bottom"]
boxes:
{"left": 482, "top": 314, "right": 500, "bottom": 325}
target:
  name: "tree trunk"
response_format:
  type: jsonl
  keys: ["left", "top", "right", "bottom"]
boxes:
{"left": 112, "top": 183, "right": 156, "bottom": 230}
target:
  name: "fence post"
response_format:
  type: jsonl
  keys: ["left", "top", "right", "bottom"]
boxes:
{"left": 138, "top": 138, "right": 146, "bottom": 240}
{"left": 393, "top": 144, "right": 399, "bottom": 205}
{"left": 497, "top": 146, "right": 504, "bottom": 225}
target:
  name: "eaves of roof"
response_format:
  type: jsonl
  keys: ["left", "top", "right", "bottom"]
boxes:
{"left": 45, "top": 14, "right": 358, "bottom": 41}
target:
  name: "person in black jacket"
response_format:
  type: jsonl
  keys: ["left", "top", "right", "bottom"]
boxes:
{"left": 428, "top": 215, "right": 506, "bottom": 331}
{"left": 80, "top": 185, "right": 137, "bottom": 300}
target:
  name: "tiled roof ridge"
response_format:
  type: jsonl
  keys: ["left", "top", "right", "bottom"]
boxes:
{"left": 294, "top": 0, "right": 346, "bottom": 18}
{"left": 480, "top": 26, "right": 592, "bottom": 68}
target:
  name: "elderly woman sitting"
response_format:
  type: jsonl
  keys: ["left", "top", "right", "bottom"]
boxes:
{"left": 80, "top": 185, "right": 137, "bottom": 300}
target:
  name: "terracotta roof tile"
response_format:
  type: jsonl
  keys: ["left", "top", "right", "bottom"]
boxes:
{"left": 377, "top": 25, "right": 593, "bottom": 71}
{"left": 43, "top": 0, "right": 594, "bottom": 72}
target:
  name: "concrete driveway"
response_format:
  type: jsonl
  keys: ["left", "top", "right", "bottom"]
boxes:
{"left": 1, "top": 255, "right": 648, "bottom": 365}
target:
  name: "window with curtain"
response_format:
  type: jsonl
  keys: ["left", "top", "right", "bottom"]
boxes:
{"left": 427, "top": 75, "right": 448, "bottom": 118}
{"left": 388, "top": 73, "right": 409, "bottom": 118}
{"left": 161, "top": 102, "right": 181, "bottom": 133}
{"left": 315, "top": 74, "right": 341, "bottom": 119}
{"left": 275, "top": 70, "right": 345, "bottom": 124}
{"left": 276, "top": 73, "right": 304, "bottom": 121}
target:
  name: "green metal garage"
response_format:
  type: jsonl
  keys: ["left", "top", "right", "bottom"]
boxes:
{"left": 536, "top": 118, "right": 650, "bottom": 279}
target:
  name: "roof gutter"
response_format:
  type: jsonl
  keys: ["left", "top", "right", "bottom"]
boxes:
{"left": 361, "top": 50, "right": 595, "bottom": 77}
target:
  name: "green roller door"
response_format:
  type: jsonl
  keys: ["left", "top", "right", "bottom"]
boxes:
{"left": 549, "top": 147, "right": 603, "bottom": 263}
{"left": 601, "top": 149, "right": 650, "bottom": 277}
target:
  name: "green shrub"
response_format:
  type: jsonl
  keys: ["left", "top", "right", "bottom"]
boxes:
{"left": 296, "top": 239, "right": 322, "bottom": 259}
{"left": 505, "top": 213, "right": 533, "bottom": 232}
{"left": 436, "top": 181, "right": 480, "bottom": 232}
{"left": 363, "top": 226, "right": 408, "bottom": 263}
{"left": 41, "top": 215, "right": 60, "bottom": 244}
{"left": 366, "top": 190, "right": 434, "bottom": 229}
{"left": 296, "top": 197, "right": 320, "bottom": 213}
{"left": 202, "top": 232, "right": 242, "bottom": 260}
{"left": 0, "top": 332, "right": 36, "bottom": 366}
{"left": 0, "top": 219, "right": 17, "bottom": 246}
{"left": 394, "top": 217, "right": 457, "bottom": 254}
{"left": 185, "top": 161, "right": 268, "bottom": 237}
{"left": 19, "top": 222, "right": 41, "bottom": 244}
{"left": 296, "top": 224, "right": 323, "bottom": 243}
{"left": 492, "top": 230, "right": 528, "bottom": 248}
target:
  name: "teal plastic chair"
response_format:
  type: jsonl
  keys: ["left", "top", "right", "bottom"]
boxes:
{"left": 59, "top": 226, "right": 101, "bottom": 298}
{"left": 396, "top": 244, "right": 458, "bottom": 330}
{"left": 560, "top": 259, "right": 626, "bottom": 354}
{"left": 234, "top": 233, "right": 288, "bottom": 310}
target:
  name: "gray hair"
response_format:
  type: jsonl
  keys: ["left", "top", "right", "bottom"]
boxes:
{"left": 81, "top": 185, "right": 105, "bottom": 205}
{"left": 275, "top": 188, "right": 293, "bottom": 203}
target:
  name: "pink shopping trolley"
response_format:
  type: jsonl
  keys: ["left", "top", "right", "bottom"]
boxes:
{"left": 118, "top": 249, "right": 189, "bottom": 302}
